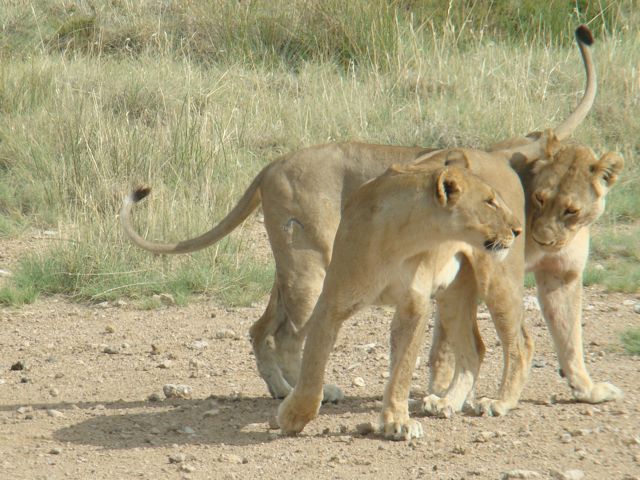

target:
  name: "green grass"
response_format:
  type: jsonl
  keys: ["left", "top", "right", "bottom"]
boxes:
{"left": 620, "top": 329, "right": 640, "bottom": 356}
{"left": 0, "top": 1, "right": 638, "bottom": 307}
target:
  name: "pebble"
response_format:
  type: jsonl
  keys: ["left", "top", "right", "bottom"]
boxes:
{"left": 158, "top": 360, "right": 173, "bottom": 369}
{"left": 48, "top": 448, "right": 61, "bottom": 455}
{"left": 49, "top": 388, "right": 59, "bottom": 397}
{"left": 10, "top": 361, "right": 26, "bottom": 371}
{"left": 17, "top": 406, "right": 33, "bottom": 414}
{"left": 163, "top": 384, "right": 192, "bottom": 399}
{"left": 218, "top": 453, "right": 244, "bottom": 464}
{"left": 560, "top": 432, "right": 572, "bottom": 443}
{"left": 202, "top": 409, "right": 220, "bottom": 418}
{"left": 180, "top": 464, "right": 196, "bottom": 473}
{"left": 47, "top": 409, "right": 64, "bottom": 418}
{"left": 474, "top": 431, "right": 495, "bottom": 443}
{"left": 215, "top": 328, "right": 237, "bottom": 340}
{"left": 169, "top": 453, "right": 187, "bottom": 464}
{"left": 154, "top": 293, "right": 176, "bottom": 306}
{"left": 501, "top": 470, "right": 542, "bottom": 479}
{"left": 178, "top": 426, "right": 195, "bottom": 435}
{"left": 190, "top": 340, "right": 209, "bottom": 350}
{"left": 147, "top": 393, "right": 162, "bottom": 402}
{"left": 105, "top": 325, "right": 115, "bottom": 333}
{"left": 452, "top": 445, "right": 466, "bottom": 455}
{"left": 102, "top": 345, "right": 119, "bottom": 355}
{"left": 355, "top": 422, "right": 375, "bottom": 435}
{"left": 352, "top": 377, "right": 366, "bottom": 387}
{"left": 532, "top": 358, "right": 546, "bottom": 368}
{"left": 552, "top": 470, "right": 585, "bottom": 480}
{"left": 523, "top": 295, "right": 540, "bottom": 311}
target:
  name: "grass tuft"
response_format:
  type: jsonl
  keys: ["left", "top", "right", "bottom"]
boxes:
{"left": 620, "top": 329, "right": 640, "bottom": 356}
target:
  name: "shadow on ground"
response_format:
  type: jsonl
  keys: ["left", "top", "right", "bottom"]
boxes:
{"left": 42, "top": 394, "right": 383, "bottom": 448}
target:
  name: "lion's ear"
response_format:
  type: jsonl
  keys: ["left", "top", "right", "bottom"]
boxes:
{"left": 435, "top": 168, "right": 463, "bottom": 207}
{"left": 592, "top": 152, "right": 624, "bottom": 188}
{"left": 443, "top": 149, "right": 470, "bottom": 169}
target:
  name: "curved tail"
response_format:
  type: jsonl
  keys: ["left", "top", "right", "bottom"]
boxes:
{"left": 499, "top": 25, "right": 596, "bottom": 162}
{"left": 120, "top": 166, "right": 267, "bottom": 254}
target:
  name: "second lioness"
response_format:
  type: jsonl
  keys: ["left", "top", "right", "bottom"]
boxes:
{"left": 277, "top": 162, "right": 522, "bottom": 440}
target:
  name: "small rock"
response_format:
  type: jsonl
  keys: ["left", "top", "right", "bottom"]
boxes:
{"left": 552, "top": 470, "right": 585, "bottom": 480}
{"left": 157, "top": 359, "right": 173, "bottom": 369}
{"left": 150, "top": 344, "right": 161, "bottom": 355}
{"left": 532, "top": 358, "right": 546, "bottom": 368}
{"left": 49, "top": 388, "right": 59, "bottom": 397}
{"left": 17, "top": 406, "right": 33, "bottom": 414}
{"left": 47, "top": 409, "right": 64, "bottom": 418}
{"left": 105, "top": 325, "right": 115, "bottom": 333}
{"left": 634, "top": 302, "right": 640, "bottom": 314}
{"left": 218, "top": 453, "right": 244, "bottom": 464}
{"left": 178, "top": 426, "right": 195, "bottom": 435}
{"left": 474, "top": 431, "right": 495, "bottom": 443}
{"left": 453, "top": 445, "right": 466, "bottom": 455}
{"left": 147, "top": 393, "right": 162, "bottom": 402}
{"left": 575, "top": 449, "right": 588, "bottom": 460}
{"left": 268, "top": 416, "right": 279, "bottom": 430}
{"left": 571, "top": 428, "right": 591, "bottom": 437}
{"left": 355, "top": 422, "right": 375, "bottom": 436}
{"left": 168, "top": 453, "right": 187, "bottom": 464}
{"left": 163, "top": 384, "right": 192, "bottom": 399}
{"left": 20, "top": 377, "right": 30, "bottom": 383}
{"left": 352, "top": 377, "right": 366, "bottom": 387}
{"left": 203, "top": 409, "right": 220, "bottom": 418}
{"left": 560, "top": 432, "right": 572, "bottom": 443}
{"left": 501, "top": 470, "right": 542, "bottom": 479}
{"left": 215, "top": 328, "right": 237, "bottom": 340}
{"left": 154, "top": 293, "right": 175, "bottom": 306}
{"left": 49, "top": 448, "right": 61, "bottom": 455}
{"left": 10, "top": 361, "right": 26, "bottom": 371}
{"left": 523, "top": 295, "right": 540, "bottom": 311}
{"left": 102, "top": 345, "right": 119, "bottom": 355}
{"left": 190, "top": 340, "right": 209, "bottom": 350}
{"left": 180, "top": 464, "right": 196, "bottom": 473}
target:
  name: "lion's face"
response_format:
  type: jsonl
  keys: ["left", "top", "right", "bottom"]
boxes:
{"left": 528, "top": 145, "right": 624, "bottom": 252}
{"left": 434, "top": 167, "right": 522, "bottom": 261}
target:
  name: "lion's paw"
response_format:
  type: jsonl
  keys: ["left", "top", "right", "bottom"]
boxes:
{"left": 277, "top": 393, "right": 321, "bottom": 435}
{"left": 421, "top": 394, "right": 455, "bottom": 419}
{"left": 382, "top": 418, "right": 424, "bottom": 441}
{"left": 475, "top": 397, "right": 510, "bottom": 417}
{"left": 322, "top": 384, "right": 344, "bottom": 403}
{"left": 572, "top": 381, "right": 623, "bottom": 404}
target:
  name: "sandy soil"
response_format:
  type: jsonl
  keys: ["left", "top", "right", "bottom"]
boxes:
{"left": 1, "top": 234, "right": 639, "bottom": 480}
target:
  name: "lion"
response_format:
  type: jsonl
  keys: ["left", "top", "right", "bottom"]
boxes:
{"left": 276, "top": 161, "right": 523, "bottom": 440}
{"left": 121, "top": 25, "right": 622, "bottom": 413}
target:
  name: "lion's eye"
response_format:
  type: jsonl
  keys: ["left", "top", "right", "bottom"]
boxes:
{"left": 533, "top": 192, "right": 545, "bottom": 207}
{"left": 564, "top": 206, "right": 579, "bottom": 216}
{"left": 485, "top": 198, "right": 498, "bottom": 209}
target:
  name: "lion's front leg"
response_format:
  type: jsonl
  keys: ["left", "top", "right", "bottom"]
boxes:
{"left": 535, "top": 269, "right": 622, "bottom": 404}
{"left": 477, "top": 270, "right": 534, "bottom": 417}
{"left": 277, "top": 302, "right": 350, "bottom": 435}
{"left": 382, "top": 299, "right": 429, "bottom": 441}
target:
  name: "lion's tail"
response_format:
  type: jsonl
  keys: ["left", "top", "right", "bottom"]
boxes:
{"left": 120, "top": 166, "right": 267, "bottom": 255}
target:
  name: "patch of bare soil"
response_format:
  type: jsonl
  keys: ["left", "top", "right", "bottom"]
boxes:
{"left": 1, "top": 235, "right": 639, "bottom": 480}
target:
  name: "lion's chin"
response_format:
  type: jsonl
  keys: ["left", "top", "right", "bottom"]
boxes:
{"left": 488, "top": 247, "right": 510, "bottom": 262}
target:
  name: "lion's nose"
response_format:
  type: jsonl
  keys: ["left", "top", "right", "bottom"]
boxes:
{"left": 512, "top": 227, "right": 522, "bottom": 238}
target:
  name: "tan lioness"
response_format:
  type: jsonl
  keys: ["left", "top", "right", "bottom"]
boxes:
{"left": 121, "top": 25, "right": 622, "bottom": 412}
{"left": 276, "top": 162, "right": 522, "bottom": 440}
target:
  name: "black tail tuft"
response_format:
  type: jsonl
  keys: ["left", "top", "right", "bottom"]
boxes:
{"left": 575, "top": 24, "right": 594, "bottom": 46}
{"left": 131, "top": 186, "right": 151, "bottom": 203}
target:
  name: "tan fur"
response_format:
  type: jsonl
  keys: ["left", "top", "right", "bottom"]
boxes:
{"left": 120, "top": 26, "right": 614, "bottom": 413}
{"left": 276, "top": 164, "right": 522, "bottom": 440}
{"left": 428, "top": 139, "right": 624, "bottom": 414}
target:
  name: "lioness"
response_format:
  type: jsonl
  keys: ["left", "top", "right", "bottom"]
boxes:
{"left": 121, "top": 25, "right": 622, "bottom": 411}
{"left": 276, "top": 162, "right": 522, "bottom": 440}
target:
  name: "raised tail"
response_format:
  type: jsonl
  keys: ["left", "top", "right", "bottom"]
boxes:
{"left": 120, "top": 166, "right": 267, "bottom": 254}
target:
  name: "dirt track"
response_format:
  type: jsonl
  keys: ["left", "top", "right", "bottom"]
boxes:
{"left": 1, "top": 237, "right": 640, "bottom": 480}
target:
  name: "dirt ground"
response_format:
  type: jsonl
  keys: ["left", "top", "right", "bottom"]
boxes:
{"left": 1, "top": 233, "right": 639, "bottom": 480}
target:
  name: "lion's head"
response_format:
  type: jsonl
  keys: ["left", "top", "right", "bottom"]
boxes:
{"left": 527, "top": 144, "right": 624, "bottom": 251}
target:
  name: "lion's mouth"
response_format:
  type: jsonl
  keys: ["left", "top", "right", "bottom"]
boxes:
{"left": 483, "top": 239, "right": 509, "bottom": 252}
